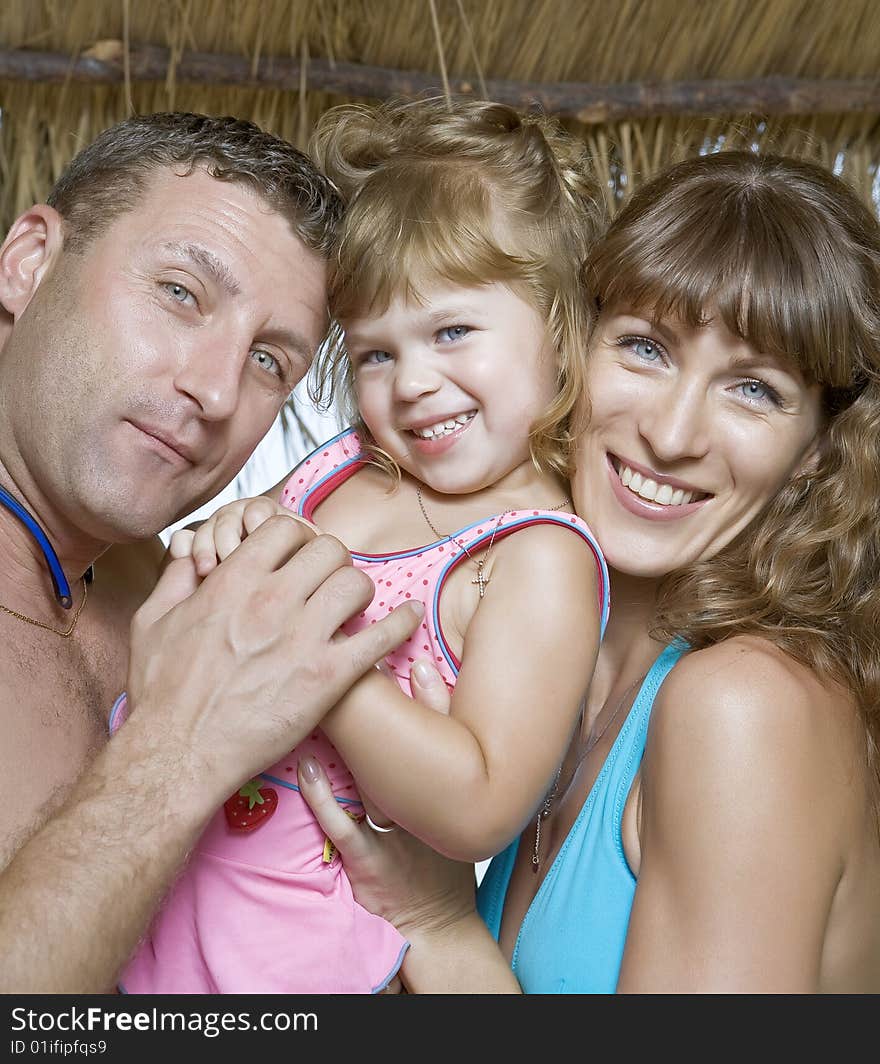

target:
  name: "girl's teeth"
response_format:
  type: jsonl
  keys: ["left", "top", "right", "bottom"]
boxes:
{"left": 617, "top": 463, "right": 696, "bottom": 506}
{"left": 413, "top": 412, "right": 475, "bottom": 439}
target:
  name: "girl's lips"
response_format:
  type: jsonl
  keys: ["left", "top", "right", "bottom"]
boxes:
{"left": 606, "top": 454, "right": 711, "bottom": 521}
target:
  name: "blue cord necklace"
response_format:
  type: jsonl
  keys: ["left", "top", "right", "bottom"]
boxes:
{"left": 0, "top": 483, "right": 93, "bottom": 636}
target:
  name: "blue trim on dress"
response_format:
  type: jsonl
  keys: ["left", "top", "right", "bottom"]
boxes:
{"left": 259, "top": 772, "right": 365, "bottom": 808}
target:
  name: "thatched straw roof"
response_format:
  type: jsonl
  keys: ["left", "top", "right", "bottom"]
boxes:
{"left": 2, "top": 0, "right": 880, "bottom": 231}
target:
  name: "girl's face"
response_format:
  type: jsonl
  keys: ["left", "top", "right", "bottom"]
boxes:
{"left": 572, "top": 308, "right": 824, "bottom": 578}
{"left": 344, "top": 280, "right": 559, "bottom": 494}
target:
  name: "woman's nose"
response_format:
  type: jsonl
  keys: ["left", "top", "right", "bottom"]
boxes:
{"left": 638, "top": 380, "right": 710, "bottom": 461}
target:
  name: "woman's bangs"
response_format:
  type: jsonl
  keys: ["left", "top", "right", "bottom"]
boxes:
{"left": 594, "top": 191, "right": 846, "bottom": 385}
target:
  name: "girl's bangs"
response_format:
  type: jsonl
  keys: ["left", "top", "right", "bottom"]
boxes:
{"left": 330, "top": 163, "right": 527, "bottom": 322}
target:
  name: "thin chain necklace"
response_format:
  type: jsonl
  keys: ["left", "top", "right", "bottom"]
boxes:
{"left": 532, "top": 674, "right": 643, "bottom": 873}
{"left": 0, "top": 576, "right": 88, "bottom": 637}
{"left": 415, "top": 486, "right": 571, "bottom": 598}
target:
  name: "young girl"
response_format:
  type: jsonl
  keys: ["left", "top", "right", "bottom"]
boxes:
{"left": 112, "top": 97, "right": 610, "bottom": 993}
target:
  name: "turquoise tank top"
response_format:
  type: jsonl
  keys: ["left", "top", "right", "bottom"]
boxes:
{"left": 476, "top": 641, "right": 687, "bottom": 993}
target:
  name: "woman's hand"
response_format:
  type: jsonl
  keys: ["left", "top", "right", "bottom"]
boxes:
{"left": 299, "top": 658, "right": 523, "bottom": 993}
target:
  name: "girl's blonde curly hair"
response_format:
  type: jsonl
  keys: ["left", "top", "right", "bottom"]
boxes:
{"left": 309, "top": 94, "right": 605, "bottom": 481}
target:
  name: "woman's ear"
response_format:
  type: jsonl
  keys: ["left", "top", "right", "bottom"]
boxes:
{"left": 0, "top": 205, "right": 65, "bottom": 317}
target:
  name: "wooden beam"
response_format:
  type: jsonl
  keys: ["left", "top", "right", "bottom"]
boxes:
{"left": 1, "top": 45, "right": 879, "bottom": 122}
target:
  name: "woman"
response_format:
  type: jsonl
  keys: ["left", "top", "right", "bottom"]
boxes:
{"left": 299, "top": 149, "right": 880, "bottom": 992}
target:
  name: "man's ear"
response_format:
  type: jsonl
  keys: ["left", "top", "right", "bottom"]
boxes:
{"left": 0, "top": 205, "right": 65, "bottom": 317}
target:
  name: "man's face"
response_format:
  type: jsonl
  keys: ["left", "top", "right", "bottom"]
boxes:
{"left": 2, "top": 167, "right": 328, "bottom": 542}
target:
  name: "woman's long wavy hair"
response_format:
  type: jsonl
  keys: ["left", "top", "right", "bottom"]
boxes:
{"left": 309, "top": 95, "right": 605, "bottom": 481}
{"left": 586, "top": 150, "right": 880, "bottom": 797}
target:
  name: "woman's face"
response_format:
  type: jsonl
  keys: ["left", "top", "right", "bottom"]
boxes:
{"left": 572, "top": 308, "right": 824, "bottom": 579}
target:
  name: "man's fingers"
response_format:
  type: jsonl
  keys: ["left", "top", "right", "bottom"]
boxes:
{"left": 334, "top": 602, "right": 424, "bottom": 684}
{"left": 220, "top": 513, "right": 318, "bottom": 576}
{"left": 410, "top": 658, "right": 452, "bottom": 716}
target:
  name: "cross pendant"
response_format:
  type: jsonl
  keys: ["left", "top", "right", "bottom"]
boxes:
{"left": 472, "top": 561, "right": 489, "bottom": 598}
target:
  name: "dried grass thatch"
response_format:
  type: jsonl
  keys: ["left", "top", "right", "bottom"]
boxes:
{"left": 2, "top": 0, "right": 880, "bottom": 227}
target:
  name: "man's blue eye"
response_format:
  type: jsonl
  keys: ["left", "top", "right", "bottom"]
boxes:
{"left": 251, "top": 349, "right": 281, "bottom": 377}
{"left": 167, "top": 283, "right": 193, "bottom": 304}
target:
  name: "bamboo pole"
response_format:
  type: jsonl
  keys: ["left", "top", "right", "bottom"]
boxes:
{"left": 2, "top": 46, "right": 880, "bottom": 121}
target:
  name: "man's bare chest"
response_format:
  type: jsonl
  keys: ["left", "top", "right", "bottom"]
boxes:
{"left": 1, "top": 618, "right": 130, "bottom": 847}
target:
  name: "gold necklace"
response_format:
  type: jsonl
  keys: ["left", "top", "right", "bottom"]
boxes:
{"left": 0, "top": 576, "right": 88, "bottom": 637}
{"left": 415, "top": 486, "right": 572, "bottom": 598}
{"left": 531, "top": 675, "right": 643, "bottom": 873}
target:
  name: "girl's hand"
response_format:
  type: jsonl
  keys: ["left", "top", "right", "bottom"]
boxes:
{"left": 297, "top": 660, "right": 478, "bottom": 938}
{"left": 169, "top": 496, "right": 318, "bottom": 578}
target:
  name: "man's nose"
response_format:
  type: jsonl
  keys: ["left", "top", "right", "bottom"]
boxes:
{"left": 173, "top": 336, "right": 246, "bottom": 421}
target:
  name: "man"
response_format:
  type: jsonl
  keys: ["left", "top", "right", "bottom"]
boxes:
{"left": 0, "top": 112, "right": 422, "bottom": 991}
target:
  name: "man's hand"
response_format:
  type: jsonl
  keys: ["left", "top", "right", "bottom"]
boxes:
{"left": 125, "top": 515, "right": 423, "bottom": 809}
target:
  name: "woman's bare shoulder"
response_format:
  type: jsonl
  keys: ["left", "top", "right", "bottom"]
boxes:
{"left": 647, "top": 634, "right": 865, "bottom": 813}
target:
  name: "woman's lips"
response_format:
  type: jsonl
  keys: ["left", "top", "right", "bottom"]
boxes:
{"left": 606, "top": 454, "right": 711, "bottom": 521}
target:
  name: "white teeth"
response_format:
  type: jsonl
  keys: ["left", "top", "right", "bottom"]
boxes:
{"left": 617, "top": 463, "right": 697, "bottom": 507}
{"left": 412, "top": 412, "right": 475, "bottom": 439}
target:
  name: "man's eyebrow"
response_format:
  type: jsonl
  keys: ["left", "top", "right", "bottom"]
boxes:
{"left": 160, "top": 241, "right": 241, "bottom": 297}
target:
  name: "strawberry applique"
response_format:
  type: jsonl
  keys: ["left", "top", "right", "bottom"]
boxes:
{"left": 224, "top": 778, "right": 278, "bottom": 833}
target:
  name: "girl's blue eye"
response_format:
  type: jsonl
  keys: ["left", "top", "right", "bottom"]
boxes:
{"left": 438, "top": 325, "right": 469, "bottom": 343}
{"left": 363, "top": 350, "right": 392, "bottom": 365}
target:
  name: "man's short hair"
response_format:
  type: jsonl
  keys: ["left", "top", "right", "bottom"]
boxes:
{"left": 47, "top": 111, "right": 342, "bottom": 255}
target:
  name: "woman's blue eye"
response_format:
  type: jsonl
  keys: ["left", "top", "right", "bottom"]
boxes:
{"left": 632, "top": 338, "right": 661, "bottom": 360}
{"left": 737, "top": 379, "right": 782, "bottom": 406}
{"left": 438, "top": 325, "right": 469, "bottom": 343}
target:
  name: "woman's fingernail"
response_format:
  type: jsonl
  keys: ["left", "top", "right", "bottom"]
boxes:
{"left": 411, "top": 659, "right": 439, "bottom": 687}
{"left": 299, "top": 757, "right": 320, "bottom": 783}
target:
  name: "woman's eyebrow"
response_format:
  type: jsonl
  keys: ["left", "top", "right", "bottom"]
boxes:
{"left": 159, "top": 241, "right": 241, "bottom": 297}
